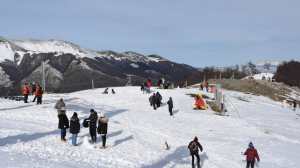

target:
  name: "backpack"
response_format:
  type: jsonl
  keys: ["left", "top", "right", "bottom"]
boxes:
{"left": 83, "top": 119, "right": 89, "bottom": 128}
{"left": 189, "top": 141, "right": 198, "bottom": 153}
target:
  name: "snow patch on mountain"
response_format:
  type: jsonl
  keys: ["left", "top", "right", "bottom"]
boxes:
{"left": 0, "top": 67, "right": 12, "bottom": 87}
{"left": 13, "top": 40, "right": 93, "bottom": 58}
{"left": 130, "top": 63, "right": 139, "bottom": 68}
{"left": 0, "top": 42, "right": 15, "bottom": 62}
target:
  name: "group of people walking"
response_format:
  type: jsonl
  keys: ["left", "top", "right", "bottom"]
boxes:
{"left": 149, "top": 92, "right": 162, "bottom": 110}
{"left": 22, "top": 82, "right": 43, "bottom": 104}
{"left": 55, "top": 98, "right": 109, "bottom": 148}
{"left": 188, "top": 137, "right": 260, "bottom": 168}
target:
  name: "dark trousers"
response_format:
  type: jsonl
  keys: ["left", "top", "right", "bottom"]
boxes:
{"left": 101, "top": 134, "right": 107, "bottom": 147}
{"left": 32, "top": 96, "right": 37, "bottom": 102}
{"left": 169, "top": 107, "right": 173, "bottom": 116}
{"left": 157, "top": 102, "right": 161, "bottom": 108}
{"left": 89, "top": 127, "right": 97, "bottom": 143}
{"left": 61, "top": 128, "right": 66, "bottom": 140}
{"left": 37, "top": 96, "right": 42, "bottom": 104}
{"left": 24, "top": 94, "right": 28, "bottom": 103}
{"left": 246, "top": 160, "right": 255, "bottom": 168}
{"left": 191, "top": 153, "right": 200, "bottom": 168}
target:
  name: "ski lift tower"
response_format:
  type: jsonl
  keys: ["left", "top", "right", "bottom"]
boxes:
{"left": 125, "top": 74, "right": 134, "bottom": 86}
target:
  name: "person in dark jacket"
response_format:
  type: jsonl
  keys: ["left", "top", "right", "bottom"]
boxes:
{"left": 103, "top": 88, "right": 109, "bottom": 94}
{"left": 188, "top": 137, "right": 203, "bottom": 168}
{"left": 156, "top": 92, "right": 162, "bottom": 107}
{"left": 244, "top": 142, "right": 260, "bottom": 168}
{"left": 70, "top": 112, "right": 80, "bottom": 146}
{"left": 58, "top": 107, "right": 69, "bottom": 141}
{"left": 88, "top": 109, "right": 98, "bottom": 143}
{"left": 293, "top": 100, "right": 297, "bottom": 111}
{"left": 111, "top": 89, "right": 116, "bottom": 94}
{"left": 149, "top": 93, "right": 157, "bottom": 110}
{"left": 97, "top": 113, "right": 109, "bottom": 148}
{"left": 167, "top": 97, "right": 174, "bottom": 116}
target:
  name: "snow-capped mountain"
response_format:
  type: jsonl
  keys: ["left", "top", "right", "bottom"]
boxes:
{"left": 0, "top": 37, "right": 197, "bottom": 95}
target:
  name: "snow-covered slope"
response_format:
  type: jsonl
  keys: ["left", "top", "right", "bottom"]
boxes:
{"left": 0, "top": 87, "right": 299, "bottom": 168}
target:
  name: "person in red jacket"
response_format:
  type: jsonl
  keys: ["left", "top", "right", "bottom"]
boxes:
{"left": 244, "top": 142, "right": 260, "bottom": 168}
{"left": 22, "top": 83, "right": 30, "bottom": 103}
{"left": 35, "top": 84, "right": 43, "bottom": 105}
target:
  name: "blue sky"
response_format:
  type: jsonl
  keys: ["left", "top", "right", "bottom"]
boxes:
{"left": 1, "top": 0, "right": 299, "bottom": 67}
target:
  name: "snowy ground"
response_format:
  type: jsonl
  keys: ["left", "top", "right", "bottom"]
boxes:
{"left": 0, "top": 87, "right": 299, "bottom": 168}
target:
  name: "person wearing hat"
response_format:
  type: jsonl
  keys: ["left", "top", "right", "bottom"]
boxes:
{"left": 70, "top": 112, "right": 80, "bottom": 146}
{"left": 88, "top": 109, "right": 98, "bottom": 144}
{"left": 244, "top": 142, "right": 260, "bottom": 168}
{"left": 58, "top": 107, "right": 69, "bottom": 141}
{"left": 188, "top": 137, "right": 203, "bottom": 168}
{"left": 97, "top": 112, "right": 109, "bottom": 148}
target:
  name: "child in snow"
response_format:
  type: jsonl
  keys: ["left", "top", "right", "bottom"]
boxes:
{"left": 188, "top": 137, "right": 203, "bottom": 168}
{"left": 88, "top": 109, "right": 98, "bottom": 143}
{"left": 58, "top": 107, "right": 69, "bottom": 141}
{"left": 167, "top": 97, "right": 173, "bottom": 116}
{"left": 70, "top": 112, "right": 80, "bottom": 146}
{"left": 97, "top": 113, "right": 109, "bottom": 148}
{"left": 244, "top": 142, "right": 260, "bottom": 168}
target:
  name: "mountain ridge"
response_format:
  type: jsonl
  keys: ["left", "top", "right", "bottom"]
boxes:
{"left": 0, "top": 37, "right": 198, "bottom": 95}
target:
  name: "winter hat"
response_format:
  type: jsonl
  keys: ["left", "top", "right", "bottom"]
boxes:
{"left": 90, "top": 109, "right": 95, "bottom": 113}
{"left": 73, "top": 112, "right": 78, "bottom": 117}
{"left": 194, "top": 136, "right": 198, "bottom": 141}
{"left": 249, "top": 142, "right": 254, "bottom": 148}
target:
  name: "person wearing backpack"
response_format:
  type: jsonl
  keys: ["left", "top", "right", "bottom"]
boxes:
{"left": 70, "top": 112, "right": 80, "bottom": 146}
{"left": 97, "top": 113, "right": 109, "bottom": 148}
{"left": 244, "top": 142, "right": 260, "bottom": 168}
{"left": 88, "top": 109, "right": 98, "bottom": 144}
{"left": 188, "top": 136, "right": 203, "bottom": 168}
{"left": 58, "top": 107, "right": 69, "bottom": 142}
